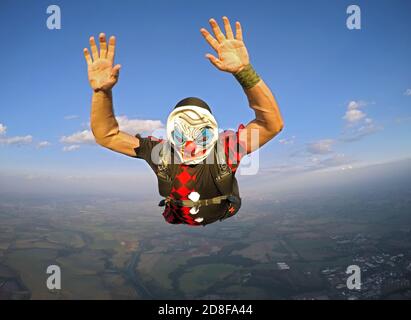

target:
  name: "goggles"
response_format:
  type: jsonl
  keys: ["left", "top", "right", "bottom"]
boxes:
{"left": 171, "top": 126, "right": 215, "bottom": 147}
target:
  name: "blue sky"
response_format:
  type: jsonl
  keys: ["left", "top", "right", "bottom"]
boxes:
{"left": 0, "top": 0, "right": 410, "bottom": 192}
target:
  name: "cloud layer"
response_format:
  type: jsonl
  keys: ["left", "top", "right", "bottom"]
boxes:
{"left": 37, "top": 141, "right": 51, "bottom": 148}
{"left": 60, "top": 129, "right": 95, "bottom": 145}
{"left": 63, "top": 145, "right": 80, "bottom": 152}
{"left": 307, "top": 139, "right": 335, "bottom": 155}
{"left": 60, "top": 116, "right": 164, "bottom": 151}
{"left": 0, "top": 135, "right": 33, "bottom": 145}
{"left": 340, "top": 100, "right": 381, "bottom": 142}
{"left": 272, "top": 99, "right": 382, "bottom": 175}
{"left": 0, "top": 122, "right": 33, "bottom": 146}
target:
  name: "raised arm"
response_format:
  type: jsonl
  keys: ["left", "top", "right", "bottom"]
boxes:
{"left": 83, "top": 33, "right": 139, "bottom": 157}
{"left": 200, "top": 17, "right": 284, "bottom": 154}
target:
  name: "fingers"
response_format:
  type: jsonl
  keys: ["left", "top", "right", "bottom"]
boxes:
{"left": 83, "top": 48, "right": 92, "bottom": 65}
{"left": 89, "top": 36, "right": 99, "bottom": 60}
{"left": 87, "top": 33, "right": 116, "bottom": 63}
{"left": 111, "top": 64, "right": 121, "bottom": 78}
{"left": 209, "top": 18, "right": 225, "bottom": 43}
{"left": 107, "top": 36, "right": 116, "bottom": 64}
{"left": 205, "top": 54, "right": 223, "bottom": 70}
{"left": 222, "top": 16, "right": 234, "bottom": 40}
{"left": 99, "top": 33, "right": 107, "bottom": 59}
{"left": 235, "top": 21, "right": 243, "bottom": 41}
{"left": 200, "top": 28, "right": 219, "bottom": 51}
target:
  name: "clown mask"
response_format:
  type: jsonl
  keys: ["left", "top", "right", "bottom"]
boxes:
{"left": 166, "top": 105, "right": 218, "bottom": 165}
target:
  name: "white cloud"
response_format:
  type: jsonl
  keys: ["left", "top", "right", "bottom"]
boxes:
{"left": 60, "top": 116, "right": 163, "bottom": 146}
{"left": 37, "top": 141, "right": 51, "bottom": 148}
{"left": 116, "top": 116, "right": 163, "bottom": 135}
{"left": 64, "top": 115, "right": 80, "bottom": 120}
{"left": 341, "top": 120, "right": 382, "bottom": 142}
{"left": 341, "top": 100, "right": 381, "bottom": 141}
{"left": 261, "top": 153, "right": 354, "bottom": 176}
{"left": 404, "top": 89, "right": 411, "bottom": 96}
{"left": 307, "top": 139, "right": 335, "bottom": 154}
{"left": 0, "top": 123, "right": 33, "bottom": 146}
{"left": 318, "top": 153, "right": 353, "bottom": 168}
{"left": 343, "top": 100, "right": 368, "bottom": 123}
{"left": 347, "top": 100, "right": 367, "bottom": 110}
{"left": 0, "top": 135, "right": 33, "bottom": 146}
{"left": 0, "top": 123, "right": 6, "bottom": 135}
{"left": 61, "top": 129, "right": 95, "bottom": 145}
{"left": 278, "top": 136, "right": 296, "bottom": 145}
{"left": 62, "top": 145, "right": 80, "bottom": 152}
{"left": 343, "top": 108, "right": 366, "bottom": 123}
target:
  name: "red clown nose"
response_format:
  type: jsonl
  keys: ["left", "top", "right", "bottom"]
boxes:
{"left": 183, "top": 140, "right": 196, "bottom": 157}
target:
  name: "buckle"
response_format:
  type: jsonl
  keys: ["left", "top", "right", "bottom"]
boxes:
{"left": 227, "top": 195, "right": 240, "bottom": 204}
{"left": 159, "top": 198, "right": 172, "bottom": 207}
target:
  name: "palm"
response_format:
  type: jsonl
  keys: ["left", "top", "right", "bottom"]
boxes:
{"left": 201, "top": 17, "right": 250, "bottom": 73}
{"left": 88, "top": 59, "right": 116, "bottom": 91}
{"left": 83, "top": 33, "right": 121, "bottom": 92}
{"left": 216, "top": 40, "right": 249, "bottom": 73}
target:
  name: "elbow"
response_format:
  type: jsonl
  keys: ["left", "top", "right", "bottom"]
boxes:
{"left": 95, "top": 137, "right": 111, "bottom": 148}
{"left": 267, "top": 120, "right": 284, "bottom": 138}
{"left": 94, "top": 135, "right": 116, "bottom": 149}
{"left": 91, "top": 128, "right": 115, "bottom": 149}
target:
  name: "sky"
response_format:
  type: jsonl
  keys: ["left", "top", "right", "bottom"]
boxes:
{"left": 0, "top": 0, "right": 410, "bottom": 194}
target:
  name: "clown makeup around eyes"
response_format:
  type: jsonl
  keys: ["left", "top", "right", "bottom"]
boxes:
{"left": 194, "top": 126, "right": 214, "bottom": 146}
{"left": 172, "top": 126, "right": 214, "bottom": 148}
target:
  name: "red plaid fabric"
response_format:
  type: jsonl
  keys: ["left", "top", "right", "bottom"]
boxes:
{"left": 220, "top": 124, "right": 247, "bottom": 173}
{"left": 163, "top": 165, "right": 200, "bottom": 226}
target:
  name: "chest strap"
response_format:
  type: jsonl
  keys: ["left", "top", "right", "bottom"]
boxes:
{"left": 158, "top": 195, "right": 240, "bottom": 208}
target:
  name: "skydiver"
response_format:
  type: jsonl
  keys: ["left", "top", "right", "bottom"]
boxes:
{"left": 83, "top": 17, "right": 284, "bottom": 226}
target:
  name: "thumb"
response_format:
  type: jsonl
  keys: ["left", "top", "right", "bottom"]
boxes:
{"left": 111, "top": 64, "right": 121, "bottom": 77}
{"left": 205, "top": 54, "right": 223, "bottom": 70}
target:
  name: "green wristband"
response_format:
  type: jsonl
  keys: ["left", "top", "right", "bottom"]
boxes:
{"left": 234, "top": 64, "right": 261, "bottom": 89}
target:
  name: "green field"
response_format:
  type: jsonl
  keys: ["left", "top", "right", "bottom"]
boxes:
{"left": 178, "top": 263, "right": 241, "bottom": 296}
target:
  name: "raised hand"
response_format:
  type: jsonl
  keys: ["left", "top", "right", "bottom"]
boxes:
{"left": 83, "top": 33, "right": 121, "bottom": 92}
{"left": 201, "top": 17, "right": 250, "bottom": 74}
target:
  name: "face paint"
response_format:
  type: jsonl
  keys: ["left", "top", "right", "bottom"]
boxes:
{"left": 167, "top": 105, "right": 218, "bottom": 164}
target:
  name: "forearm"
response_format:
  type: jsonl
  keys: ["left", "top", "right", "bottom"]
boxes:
{"left": 90, "top": 90, "right": 139, "bottom": 156}
{"left": 235, "top": 65, "right": 284, "bottom": 152}
{"left": 244, "top": 79, "right": 284, "bottom": 134}
{"left": 91, "top": 90, "right": 120, "bottom": 145}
